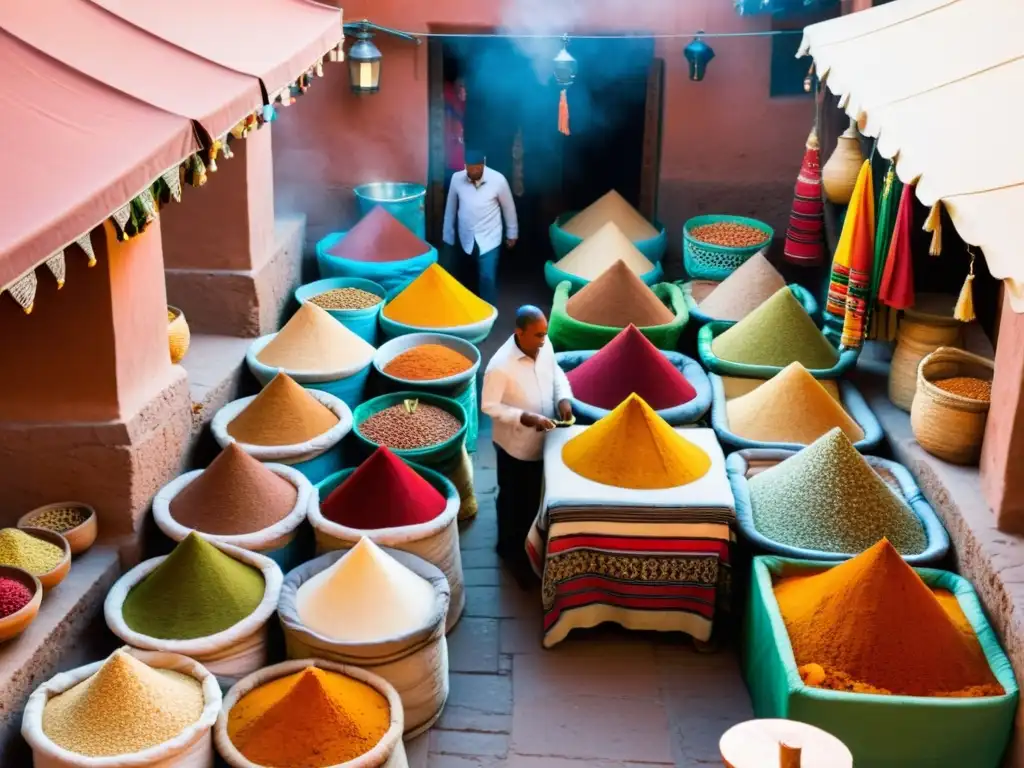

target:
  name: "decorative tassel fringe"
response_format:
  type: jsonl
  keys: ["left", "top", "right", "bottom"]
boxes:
{"left": 45, "top": 252, "right": 66, "bottom": 289}
{"left": 806, "top": 128, "right": 819, "bottom": 150}
{"left": 76, "top": 232, "right": 96, "bottom": 266}
{"left": 923, "top": 201, "right": 943, "bottom": 256}
{"left": 9, "top": 271, "right": 37, "bottom": 314}
{"left": 558, "top": 89, "right": 570, "bottom": 136}
{"left": 955, "top": 249, "right": 977, "bottom": 322}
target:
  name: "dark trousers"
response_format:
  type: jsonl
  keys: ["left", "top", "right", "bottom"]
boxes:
{"left": 494, "top": 444, "right": 544, "bottom": 565}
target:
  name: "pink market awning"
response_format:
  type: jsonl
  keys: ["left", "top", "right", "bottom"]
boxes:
{"left": 0, "top": 0, "right": 263, "bottom": 140}
{"left": 86, "top": 0, "right": 343, "bottom": 98}
{"left": 0, "top": 30, "right": 199, "bottom": 290}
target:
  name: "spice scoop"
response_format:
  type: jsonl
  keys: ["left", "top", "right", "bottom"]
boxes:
{"left": 553, "top": 415, "right": 576, "bottom": 428}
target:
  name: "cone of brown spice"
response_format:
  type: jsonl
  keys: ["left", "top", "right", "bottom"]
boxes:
{"left": 565, "top": 260, "right": 674, "bottom": 328}
{"left": 697, "top": 252, "right": 786, "bottom": 322}
{"left": 170, "top": 444, "right": 299, "bottom": 535}
{"left": 227, "top": 373, "right": 339, "bottom": 447}
{"left": 326, "top": 207, "right": 430, "bottom": 263}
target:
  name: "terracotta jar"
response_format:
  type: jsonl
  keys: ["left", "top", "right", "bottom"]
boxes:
{"left": 822, "top": 119, "right": 864, "bottom": 204}
{"left": 888, "top": 293, "right": 964, "bottom": 412}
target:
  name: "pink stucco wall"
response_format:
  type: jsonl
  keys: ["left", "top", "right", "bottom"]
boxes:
{"left": 273, "top": 0, "right": 817, "bottom": 260}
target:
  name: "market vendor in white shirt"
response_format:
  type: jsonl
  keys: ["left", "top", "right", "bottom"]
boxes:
{"left": 442, "top": 149, "right": 518, "bottom": 306}
{"left": 482, "top": 306, "right": 573, "bottom": 575}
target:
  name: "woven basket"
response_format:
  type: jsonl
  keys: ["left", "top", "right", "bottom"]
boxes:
{"left": 682, "top": 216, "right": 773, "bottom": 281}
{"left": 911, "top": 347, "right": 994, "bottom": 465}
{"left": 888, "top": 303, "right": 963, "bottom": 412}
{"left": 167, "top": 305, "right": 190, "bottom": 364}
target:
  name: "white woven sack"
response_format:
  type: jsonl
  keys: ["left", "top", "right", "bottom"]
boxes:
{"left": 214, "top": 658, "right": 407, "bottom": 768}
{"left": 21, "top": 647, "right": 221, "bottom": 768}
{"left": 153, "top": 463, "right": 312, "bottom": 554}
{"left": 307, "top": 480, "right": 465, "bottom": 632}
{"left": 211, "top": 389, "right": 352, "bottom": 465}
{"left": 246, "top": 334, "right": 375, "bottom": 384}
{"left": 104, "top": 539, "right": 283, "bottom": 688}
{"left": 278, "top": 548, "right": 450, "bottom": 738}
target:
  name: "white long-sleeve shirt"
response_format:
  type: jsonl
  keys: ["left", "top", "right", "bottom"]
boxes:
{"left": 443, "top": 167, "right": 519, "bottom": 255}
{"left": 482, "top": 335, "right": 572, "bottom": 461}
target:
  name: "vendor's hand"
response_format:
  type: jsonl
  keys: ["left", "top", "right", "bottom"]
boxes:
{"left": 506, "top": 238, "right": 517, "bottom": 249}
{"left": 521, "top": 412, "right": 556, "bottom": 432}
{"left": 557, "top": 399, "right": 573, "bottom": 421}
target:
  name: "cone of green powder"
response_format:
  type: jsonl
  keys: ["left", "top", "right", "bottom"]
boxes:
{"left": 104, "top": 534, "right": 283, "bottom": 678}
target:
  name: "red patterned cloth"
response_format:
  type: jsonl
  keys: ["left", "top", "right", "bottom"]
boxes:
{"left": 879, "top": 184, "right": 916, "bottom": 310}
{"left": 784, "top": 130, "right": 825, "bottom": 266}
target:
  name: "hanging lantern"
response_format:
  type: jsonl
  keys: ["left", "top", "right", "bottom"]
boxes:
{"left": 822, "top": 118, "right": 864, "bottom": 204}
{"left": 553, "top": 34, "right": 577, "bottom": 136}
{"left": 347, "top": 23, "right": 382, "bottom": 94}
{"left": 684, "top": 33, "right": 715, "bottom": 82}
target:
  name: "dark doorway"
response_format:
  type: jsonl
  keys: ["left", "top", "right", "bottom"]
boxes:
{"left": 428, "top": 33, "right": 658, "bottom": 280}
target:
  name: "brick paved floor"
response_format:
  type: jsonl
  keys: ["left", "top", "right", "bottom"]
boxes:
{"left": 406, "top": 437, "right": 754, "bottom": 768}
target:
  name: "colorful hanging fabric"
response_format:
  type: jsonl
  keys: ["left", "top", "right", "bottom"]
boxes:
{"left": 783, "top": 128, "right": 825, "bottom": 266}
{"left": 824, "top": 159, "right": 875, "bottom": 349}
{"left": 879, "top": 184, "right": 916, "bottom": 311}
{"left": 867, "top": 161, "right": 903, "bottom": 340}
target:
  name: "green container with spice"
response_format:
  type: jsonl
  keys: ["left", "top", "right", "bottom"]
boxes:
{"left": 548, "top": 281, "right": 688, "bottom": 352}
{"left": 682, "top": 215, "right": 773, "bottom": 280}
{"left": 352, "top": 391, "right": 468, "bottom": 467}
{"left": 744, "top": 555, "right": 1018, "bottom": 768}
{"left": 698, "top": 321, "right": 860, "bottom": 379}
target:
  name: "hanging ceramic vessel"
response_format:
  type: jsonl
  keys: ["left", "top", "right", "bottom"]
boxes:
{"left": 822, "top": 118, "right": 864, "bottom": 204}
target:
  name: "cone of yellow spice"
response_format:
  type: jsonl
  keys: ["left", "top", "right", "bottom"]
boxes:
{"left": 382, "top": 264, "right": 494, "bottom": 328}
{"left": 562, "top": 394, "right": 711, "bottom": 489}
{"left": 226, "top": 665, "right": 392, "bottom": 766}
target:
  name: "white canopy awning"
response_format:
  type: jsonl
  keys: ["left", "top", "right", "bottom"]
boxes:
{"left": 800, "top": 0, "right": 1024, "bottom": 311}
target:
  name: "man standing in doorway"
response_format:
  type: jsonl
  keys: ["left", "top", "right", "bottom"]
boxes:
{"left": 482, "top": 306, "right": 573, "bottom": 578}
{"left": 442, "top": 149, "right": 518, "bottom": 307}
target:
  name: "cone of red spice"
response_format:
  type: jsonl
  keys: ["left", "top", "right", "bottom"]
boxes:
{"left": 170, "top": 443, "right": 299, "bottom": 535}
{"left": 326, "top": 207, "right": 431, "bottom": 263}
{"left": 566, "top": 324, "right": 697, "bottom": 410}
{"left": 322, "top": 447, "right": 448, "bottom": 529}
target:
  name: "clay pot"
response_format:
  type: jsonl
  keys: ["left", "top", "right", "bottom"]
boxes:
{"left": 822, "top": 119, "right": 864, "bottom": 204}
{"left": 8, "top": 528, "right": 71, "bottom": 591}
{"left": 168, "top": 305, "right": 191, "bottom": 364}
{"left": 0, "top": 566, "right": 42, "bottom": 642}
{"left": 18, "top": 502, "right": 98, "bottom": 556}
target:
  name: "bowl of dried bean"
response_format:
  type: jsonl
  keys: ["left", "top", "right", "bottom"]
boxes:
{"left": 353, "top": 392, "right": 468, "bottom": 464}
{"left": 682, "top": 215, "right": 774, "bottom": 281}
{"left": 0, "top": 565, "right": 42, "bottom": 642}
{"left": 295, "top": 277, "right": 387, "bottom": 346}
{"left": 18, "top": 502, "right": 97, "bottom": 556}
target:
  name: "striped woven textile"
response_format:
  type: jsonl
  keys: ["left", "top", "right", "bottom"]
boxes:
{"left": 526, "top": 505, "right": 735, "bottom": 648}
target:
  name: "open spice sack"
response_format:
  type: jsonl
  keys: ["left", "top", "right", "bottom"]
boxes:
{"left": 214, "top": 658, "right": 407, "bottom": 768}
{"left": 278, "top": 540, "right": 450, "bottom": 738}
{"left": 152, "top": 444, "right": 316, "bottom": 572}
{"left": 545, "top": 221, "right": 663, "bottom": 292}
{"left": 104, "top": 534, "right": 283, "bottom": 688}
{"left": 310, "top": 448, "right": 465, "bottom": 630}
{"left": 211, "top": 373, "right": 353, "bottom": 485}
{"left": 246, "top": 302, "right": 377, "bottom": 408}
{"left": 21, "top": 647, "right": 222, "bottom": 768}
{"left": 380, "top": 263, "right": 497, "bottom": 343}
{"left": 550, "top": 190, "right": 666, "bottom": 262}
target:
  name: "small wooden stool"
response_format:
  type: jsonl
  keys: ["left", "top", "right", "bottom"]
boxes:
{"left": 720, "top": 718, "right": 852, "bottom": 768}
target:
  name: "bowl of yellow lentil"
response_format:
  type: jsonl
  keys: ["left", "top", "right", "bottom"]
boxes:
{"left": 1, "top": 528, "right": 71, "bottom": 591}
{"left": 0, "top": 565, "right": 42, "bottom": 641}
{"left": 18, "top": 502, "right": 97, "bottom": 556}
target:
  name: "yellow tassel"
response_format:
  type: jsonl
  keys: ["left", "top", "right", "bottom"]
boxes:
{"left": 558, "top": 90, "right": 570, "bottom": 136}
{"left": 923, "top": 201, "right": 943, "bottom": 256}
{"left": 954, "top": 249, "right": 977, "bottom": 322}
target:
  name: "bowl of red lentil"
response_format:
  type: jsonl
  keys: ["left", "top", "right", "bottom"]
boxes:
{"left": 911, "top": 346, "right": 995, "bottom": 465}
{"left": 18, "top": 502, "right": 97, "bottom": 556}
{"left": 1, "top": 527, "right": 71, "bottom": 591}
{"left": 0, "top": 565, "right": 42, "bottom": 641}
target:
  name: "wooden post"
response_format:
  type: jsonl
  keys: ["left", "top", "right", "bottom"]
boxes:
{"left": 981, "top": 284, "right": 1024, "bottom": 532}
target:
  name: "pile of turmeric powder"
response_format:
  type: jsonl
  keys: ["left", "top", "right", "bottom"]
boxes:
{"left": 776, "top": 539, "right": 1004, "bottom": 699}
{"left": 227, "top": 666, "right": 390, "bottom": 766}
